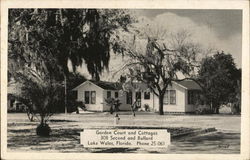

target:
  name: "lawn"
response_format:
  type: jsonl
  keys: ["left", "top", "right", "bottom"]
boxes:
{"left": 7, "top": 112, "right": 241, "bottom": 153}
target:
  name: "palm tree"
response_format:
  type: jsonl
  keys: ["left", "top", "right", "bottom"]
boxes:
{"left": 104, "top": 98, "right": 122, "bottom": 114}
{"left": 12, "top": 65, "right": 64, "bottom": 136}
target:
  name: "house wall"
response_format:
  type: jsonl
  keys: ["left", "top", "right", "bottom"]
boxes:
{"left": 102, "top": 90, "right": 131, "bottom": 111}
{"left": 184, "top": 90, "right": 196, "bottom": 112}
{"left": 103, "top": 90, "right": 131, "bottom": 111}
{"left": 75, "top": 81, "right": 202, "bottom": 113}
{"left": 118, "top": 91, "right": 155, "bottom": 111}
{"left": 153, "top": 84, "right": 186, "bottom": 112}
{"left": 7, "top": 97, "right": 26, "bottom": 112}
{"left": 140, "top": 91, "right": 154, "bottom": 111}
{"left": 117, "top": 92, "right": 131, "bottom": 111}
{"left": 184, "top": 90, "right": 210, "bottom": 113}
{"left": 76, "top": 81, "right": 104, "bottom": 111}
{"left": 102, "top": 90, "right": 112, "bottom": 111}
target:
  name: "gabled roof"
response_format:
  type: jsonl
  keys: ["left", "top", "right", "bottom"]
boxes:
{"left": 174, "top": 80, "right": 201, "bottom": 90}
{"left": 122, "top": 82, "right": 150, "bottom": 92}
{"left": 73, "top": 80, "right": 201, "bottom": 91}
{"left": 89, "top": 80, "right": 122, "bottom": 90}
{"left": 123, "top": 81, "right": 201, "bottom": 91}
{"left": 72, "top": 80, "right": 122, "bottom": 91}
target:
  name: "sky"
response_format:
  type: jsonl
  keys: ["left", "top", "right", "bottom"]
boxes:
{"left": 74, "top": 9, "right": 242, "bottom": 81}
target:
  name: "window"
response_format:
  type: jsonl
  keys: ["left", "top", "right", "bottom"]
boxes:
{"left": 107, "top": 91, "right": 111, "bottom": 99}
{"left": 170, "top": 90, "right": 176, "bottom": 104}
{"left": 144, "top": 92, "right": 150, "bottom": 99}
{"left": 85, "top": 91, "right": 90, "bottom": 104}
{"left": 85, "top": 91, "right": 96, "bottom": 104}
{"left": 115, "top": 92, "right": 119, "bottom": 98}
{"left": 91, "top": 91, "right": 96, "bottom": 104}
{"left": 126, "top": 92, "right": 132, "bottom": 104}
{"left": 163, "top": 90, "right": 176, "bottom": 105}
{"left": 163, "top": 90, "right": 169, "bottom": 104}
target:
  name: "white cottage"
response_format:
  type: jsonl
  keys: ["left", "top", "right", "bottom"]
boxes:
{"left": 72, "top": 80, "right": 204, "bottom": 113}
{"left": 72, "top": 80, "right": 130, "bottom": 111}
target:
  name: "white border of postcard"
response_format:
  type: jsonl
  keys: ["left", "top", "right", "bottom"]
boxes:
{"left": 1, "top": 0, "right": 249, "bottom": 160}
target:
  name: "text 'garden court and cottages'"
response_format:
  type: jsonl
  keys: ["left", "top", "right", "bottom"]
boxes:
{"left": 80, "top": 129, "right": 171, "bottom": 148}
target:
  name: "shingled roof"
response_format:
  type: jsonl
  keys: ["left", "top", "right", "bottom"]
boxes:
{"left": 89, "top": 80, "right": 122, "bottom": 90}
{"left": 73, "top": 80, "right": 201, "bottom": 91}
{"left": 175, "top": 80, "right": 201, "bottom": 90}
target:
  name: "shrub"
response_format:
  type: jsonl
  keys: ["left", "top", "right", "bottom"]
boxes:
{"left": 231, "top": 103, "right": 241, "bottom": 114}
{"left": 68, "top": 101, "right": 86, "bottom": 113}
{"left": 144, "top": 104, "right": 150, "bottom": 112}
{"left": 195, "top": 105, "right": 213, "bottom": 114}
{"left": 36, "top": 123, "right": 51, "bottom": 137}
{"left": 76, "top": 101, "right": 87, "bottom": 113}
{"left": 104, "top": 98, "right": 122, "bottom": 114}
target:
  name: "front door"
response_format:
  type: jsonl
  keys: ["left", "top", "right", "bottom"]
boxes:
{"left": 135, "top": 92, "right": 141, "bottom": 108}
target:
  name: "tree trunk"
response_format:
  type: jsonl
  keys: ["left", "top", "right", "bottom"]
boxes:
{"left": 41, "top": 115, "right": 45, "bottom": 125}
{"left": 215, "top": 107, "right": 219, "bottom": 114}
{"left": 212, "top": 102, "right": 219, "bottom": 114}
{"left": 159, "top": 94, "right": 164, "bottom": 115}
{"left": 64, "top": 74, "right": 67, "bottom": 114}
{"left": 93, "top": 71, "right": 100, "bottom": 81}
{"left": 76, "top": 107, "right": 79, "bottom": 114}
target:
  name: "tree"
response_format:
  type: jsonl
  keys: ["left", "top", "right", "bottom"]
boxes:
{"left": 118, "top": 29, "right": 200, "bottom": 115}
{"left": 66, "top": 72, "right": 86, "bottom": 113}
{"left": 229, "top": 71, "right": 241, "bottom": 114}
{"left": 198, "top": 52, "right": 241, "bottom": 114}
{"left": 120, "top": 76, "right": 151, "bottom": 116}
{"left": 9, "top": 9, "right": 134, "bottom": 78}
{"left": 8, "top": 9, "right": 135, "bottom": 114}
{"left": 12, "top": 64, "right": 64, "bottom": 136}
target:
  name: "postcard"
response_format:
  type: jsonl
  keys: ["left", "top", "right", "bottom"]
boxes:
{"left": 1, "top": 0, "right": 249, "bottom": 159}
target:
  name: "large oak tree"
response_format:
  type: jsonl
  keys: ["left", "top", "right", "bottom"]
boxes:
{"left": 8, "top": 9, "right": 134, "bottom": 135}
{"left": 117, "top": 29, "right": 201, "bottom": 115}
